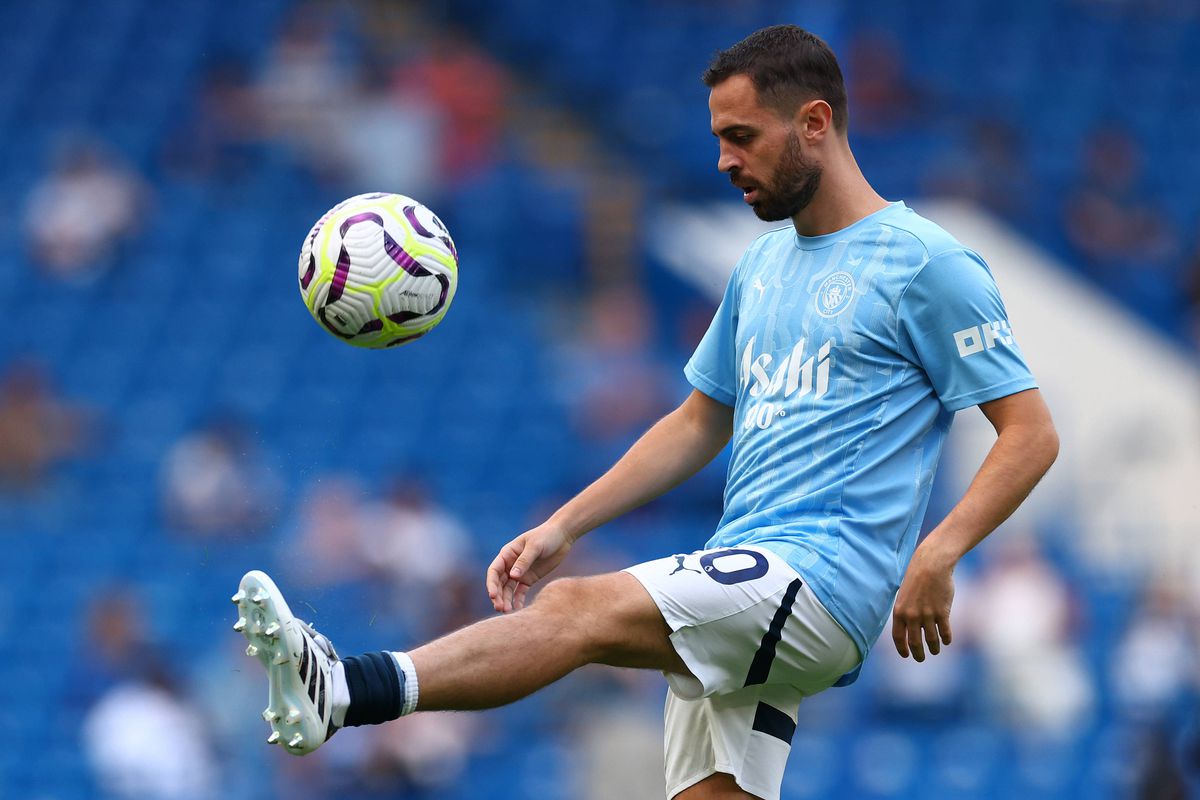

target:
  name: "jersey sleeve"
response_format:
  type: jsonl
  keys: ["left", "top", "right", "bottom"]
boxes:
{"left": 898, "top": 249, "right": 1038, "bottom": 412}
{"left": 684, "top": 265, "right": 741, "bottom": 407}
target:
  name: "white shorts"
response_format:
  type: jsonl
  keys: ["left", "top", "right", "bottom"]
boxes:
{"left": 624, "top": 546, "right": 860, "bottom": 800}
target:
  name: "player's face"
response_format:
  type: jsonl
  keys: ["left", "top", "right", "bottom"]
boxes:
{"left": 710, "top": 75, "right": 822, "bottom": 222}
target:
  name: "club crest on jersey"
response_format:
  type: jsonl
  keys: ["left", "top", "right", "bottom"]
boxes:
{"left": 815, "top": 271, "right": 855, "bottom": 318}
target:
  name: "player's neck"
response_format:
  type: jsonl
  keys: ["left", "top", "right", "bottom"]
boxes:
{"left": 789, "top": 151, "right": 889, "bottom": 238}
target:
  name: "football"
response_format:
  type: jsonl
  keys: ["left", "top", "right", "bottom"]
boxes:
{"left": 298, "top": 192, "right": 458, "bottom": 348}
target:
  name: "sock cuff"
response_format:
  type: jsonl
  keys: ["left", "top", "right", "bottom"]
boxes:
{"left": 341, "top": 651, "right": 402, "bottom": 727}
{"left": 391, "top": 651, "right": 419, "bottom": 716}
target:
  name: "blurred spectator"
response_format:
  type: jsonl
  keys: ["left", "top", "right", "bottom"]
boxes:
{"left": 1064, "top": 128, "right": 1181, "bottom": 320}
{"left": 358, "top": 478, "right": 475, "bottom": 637}
{"left": 23, "top": 138, "right": 146, "bottom": 282}
{"left": 1112, "top": 578, "right": 1198, "bottom": 722}
{"left": 84, "top": 660, "right": 218, "bottom": 800}
{"left": 286, "top": 476, "right": 374, "bottom": 589}
{"left": 255, "top": 3, "right": 355, "bottom": 178}
{"left": 0, "top": 361, "right": 89, "bottom": 491}
{"left": 922, "top": 118, "right": 1036, "bottom": 227}
{"left": 162, "top": 57, "right": 265, "bottom": 181}
{"left": 329, "top": 61, "right": 443, "bottom": 198}
{"left": 842, "top": 30, "right": 918, "bottom": 135}
{"left": 359, "top": 478, "right": 471, "bottom": 584}
{"left": 74, "top": 587, "right": 218, "bottom": 799}
{"left": 969, "top": 536, "right": 1094, "bottom": 734}
{"left": 558, "top": 284, "right": 674, "bottom": 445}
{"left": 64, "top": 589, "right": 150, "bottom": 712}
{"left": 159, "top": 417, "right": 282, "bottom": 536}
{"left": 1182, "top": 235, "right": 1200, "bottom": 348}
{"left": 400, "top": 31, "right": 509, "bottom": 185}
{"left": 1134, "top": 727, "right": 1191, "bottom": 800}
{"left": 346, "top": 712, "right": 480, "bottom": 797}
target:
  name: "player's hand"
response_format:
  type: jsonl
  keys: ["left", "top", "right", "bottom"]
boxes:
{"left": 486, "top": 520, "right": 574, "bottom": 613}
{"left": 891, "top": 543, "right": 956, "bottom": 662}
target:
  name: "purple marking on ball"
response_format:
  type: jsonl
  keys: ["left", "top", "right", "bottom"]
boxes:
{"left": 340, "top": 212, "right": 385, "bottom": 236}
{"left": 300, "top": 252, "right": 316, "bottom": 290}
{"left": 329, "top": 245, "right": 351, "bottom": 302}
{"left": 402, "top": 205, "right": 434, "bottom": 238}
{"left": 383, "top": 231, "right": 432, "bottom": 278}
{"left": 329, "top": 212, "right": 387, "bottom": 302}
{"left": 317, "top": 306, "right": 355, "bottom": 339}
{"left": 358, "top": 318, "right": 384, "bottom": 334}
{"left": 385, "top": 330, "right": 428, "bottom": 347}
{"left": 387, "top": 310, "right": 423, "bottom": 324}
{"left": 404, "top": 205, "right": 458, "bottom": 262}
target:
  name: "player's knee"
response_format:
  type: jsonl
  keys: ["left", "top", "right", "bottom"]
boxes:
{"left": 533, "top": 577, "right": 586, "bottom": 616}
{"left": 533, "top": 576, "right": 633, "bottom": 659}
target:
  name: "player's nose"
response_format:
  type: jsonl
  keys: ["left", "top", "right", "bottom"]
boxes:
{"left": 717, "top": 143, "right": 740, "bottom": 174}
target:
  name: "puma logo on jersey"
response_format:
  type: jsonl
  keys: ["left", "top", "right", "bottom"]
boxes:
{"left": 751, "top": 278, "right": 767, "bottom": 300}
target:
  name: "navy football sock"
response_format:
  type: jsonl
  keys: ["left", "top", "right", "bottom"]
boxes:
{"left": 340, "top": 651, "right": 404, "bottom": 727}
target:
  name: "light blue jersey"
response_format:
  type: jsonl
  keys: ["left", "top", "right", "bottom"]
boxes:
{"left": 685, "top": 201, "right": 1037, "bottom": 669}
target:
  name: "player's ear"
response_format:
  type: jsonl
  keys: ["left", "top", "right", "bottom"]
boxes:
{"left": 796, "top": 99, "right": 833, "bottom": 143}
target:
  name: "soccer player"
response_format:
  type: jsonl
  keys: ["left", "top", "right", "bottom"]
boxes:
{"left": 234, "top": 24, "right": 1058, "bottom": 800}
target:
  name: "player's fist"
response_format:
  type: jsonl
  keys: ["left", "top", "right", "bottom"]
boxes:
{"left": 486, "top": 521, "right": 575, "bottom": 613}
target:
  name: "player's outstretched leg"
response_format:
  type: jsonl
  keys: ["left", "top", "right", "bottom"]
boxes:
{"left": 234, "top": 569, "right": 689, "bottom": 756}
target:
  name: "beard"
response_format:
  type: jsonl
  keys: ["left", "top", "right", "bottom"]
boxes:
{"left": 750, "top": 131, "right": 822, "bottom": 221}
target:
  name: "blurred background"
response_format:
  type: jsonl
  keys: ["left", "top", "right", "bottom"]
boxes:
{"left": 0, "top": 0, "right": 1198, "bottom": 797}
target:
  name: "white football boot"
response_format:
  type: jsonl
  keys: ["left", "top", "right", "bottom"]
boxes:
{"left": 232, "top": 570, "right": 339, "bottom": 755}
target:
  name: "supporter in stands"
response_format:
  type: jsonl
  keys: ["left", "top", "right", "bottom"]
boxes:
{"left": 357, "top": 478, "right": 476, "bottom": 639}
{"left": 970, "top": 536, "right": 1094, "bottom": 734}
{"left": 284, "top": 476, "right": 375, "bottom": 589}
{"left": 1112, "top": 578, "right": 1197, "bottom": 722}
{"left": 842, "top": 30, "right": 918, "bottom": 135}
{"left": 1183, "top": 237, "right": 1200, "bottom": 348}
{"left": 0, "top": 361, "right": 89, "bottom": 491}
{"left": 159, "top": 416, "right": 282, "bottom": 536}
{"left": 74, "top": 587, "right": 219, "bottom": 799}
{"left": 342, "top": 702, "right": 480, "bottom": 797}
{"left": 330, "top": 60, "right": 443, "bottom": 199}
{"left": 561, "top": 283, "right": 674, "bottom": 445}
{"left": 162, "top": 57, "right": 265, "bottom": 181}
{"left": 84, "top": 659, "right": 218, "bottom": 800}
{"left": 23, "top": 138, "right": 146, "bottom": 282}
{"left": 255, "top": 2, "right": 354, "bottom": 179}
{"left": 922, "top": 118, "right": 1036, "bottom": 228}
{"left": 64, "top": 590, "right": 149, "bottom": 712}
{"left": 1064, "top": 128, "right": 1180, "bottom": 323}
{"left": 399, "top": 30, "right": 509, "bottom": 186}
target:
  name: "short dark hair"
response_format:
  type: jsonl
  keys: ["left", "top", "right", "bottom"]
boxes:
{"left": 702, "top": 25, "right": 848, "bottom": 131}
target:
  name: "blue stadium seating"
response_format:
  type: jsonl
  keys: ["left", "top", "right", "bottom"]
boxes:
{"left": 0, "top": 0, "right": 1195, "bottom": 796}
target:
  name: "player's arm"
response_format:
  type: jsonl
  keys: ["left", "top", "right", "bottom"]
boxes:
{"left": 891, "top": 387, "right": 1059, "bottom": 660}
{"left": 487, "top": 389, "right": 734, "bottom": 612}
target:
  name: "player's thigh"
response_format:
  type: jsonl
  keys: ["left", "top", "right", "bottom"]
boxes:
{"left": 674, "top": 772, "right": 762, "bottom": 800}
{"left": 535, "top": 572, "right": 691, "bottom": 674}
